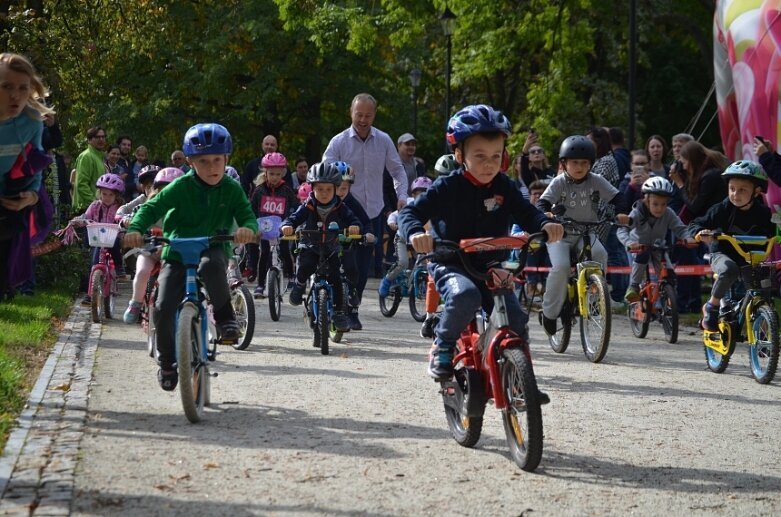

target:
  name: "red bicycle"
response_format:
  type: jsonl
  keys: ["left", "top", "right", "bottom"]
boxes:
{"left": 85, "top": 222, "right": 122, "bottom": 323}
{"left": 430, "top": 233, "right": 546, "bottom": 472}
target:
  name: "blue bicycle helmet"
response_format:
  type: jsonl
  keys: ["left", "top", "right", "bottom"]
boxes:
{"left": 446, "top": 104, "right": 511, "bottom": 146}
{"left": 332, "top": 161, "right": 354, "bottom": 183}
{"left": 306, "top": 162, "right": 342, "bottom": 186}
{"left": 182, "top": 123, "right": 233, "bottom": 156}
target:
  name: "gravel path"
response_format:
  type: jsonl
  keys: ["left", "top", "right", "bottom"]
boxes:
{"left": 3, "top": 280, "right": 781, "bottom": 516}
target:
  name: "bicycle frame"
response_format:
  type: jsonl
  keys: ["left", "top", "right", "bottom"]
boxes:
{"left": 559, "top": 218, "right": 607, "bottom": 320}
{"left": 88, "top": 247, "right": 116, "bottom": 298}
{"left": 635, "top": 244, "right": 677, "bottom": 314}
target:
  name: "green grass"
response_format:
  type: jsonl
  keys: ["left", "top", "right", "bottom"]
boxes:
{"left": 0, "top": 287, "right": 74, "bottom": 451}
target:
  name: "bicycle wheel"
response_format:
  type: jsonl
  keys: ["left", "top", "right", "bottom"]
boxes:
{"left": 317, "top": 288, "right": 329, "bottom": 355}
{"left": 104, "top": 275, "right": 115, "bottom": 319}
{"left": 627, "top": 298, "right": 649, "bottom": 339}
{"left": 500, "top": 347, "right": 543, "bottom": 472}
{"left": 704, "top": 323, "right": 735, "bottom": 373}
{"left": 546, "top": 300, "right": 572, "bottom": 354}
{"left": 267, "top": 269, "right": 282, "bottom": 322}
{"left": 379, "top": 286, "right": 402, "bottom": 317}
{"left": 443, "top": 365, "right": 484, "bottom": 447}
{"left": 580, "top": 273, "right": 611, "bottom": 363}
{"left": 660, "top": 284, "right": 679, "bottom": 344}
{"left": 232, "top": 285, "right": 255, "bottom": 351}
{"left": 145, "top": 287, "right": 158, "bottom": 359}
{"left": 176, "top": 303, "right": 206, "bottom": 423}
{"left": 748, "top": 303, "right": 780, "bottom": 384}
{"left": 409, "top": 270, "right": 427, "bottom": 322}
{"left": 90, "top": 269, "right": 104, "bottom": 323}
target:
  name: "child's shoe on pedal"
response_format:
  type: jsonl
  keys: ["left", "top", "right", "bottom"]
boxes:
{"left": 253, "top": 285, "right": 265, "bottom": 299}
{"left": 542, "top": 314, "right": 557, "bottom": 336}
{"left": 624, "top": 285, "right": 641, "bottom": 303}
{"left": 348, "top": 310, "right": 362, "bottom": 330}
{"left": 420, "top": 314, "right": 437, "bottom": 339}
{"left": 123, "top": 300, "right": 142, "bottom": 324}
{"left": 333, "top": 311, "right": 351, "bottom": 332}
{"left": 157, "top": 365, "right": 178, "bottom": 391}
{"left": 428, "top": 342, "right": 455, "bottom": 380}
{"left": 216, "top": 319, "right": 240, "bottom": 340}
{"left": 289, "top": 282, "right": 304, "bottom": 305}
{"left": 701, "top": 302, "right": 719, "bottom": 331}
{"left": 378, "top": 277, "right": 392, "bottom": 297}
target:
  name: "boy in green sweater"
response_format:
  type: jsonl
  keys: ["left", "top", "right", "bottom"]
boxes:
{"left": 124, "top": 123, "right": 257, "bottom": 391}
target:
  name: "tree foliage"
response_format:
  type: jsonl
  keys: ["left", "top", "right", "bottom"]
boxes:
{"left": 1, "top": 0, "right": 717, "bottom": 168}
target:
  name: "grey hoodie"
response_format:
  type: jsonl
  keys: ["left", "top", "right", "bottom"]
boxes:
{"left": 617, "top": 200, "right": 691, "bottom": 247}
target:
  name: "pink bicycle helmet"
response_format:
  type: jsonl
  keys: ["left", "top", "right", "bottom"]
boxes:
{"left": 298, "top": 182, "right": 312, "bottom": 202}
{"left": 262, "top": 152, "right": 287, "bottom": 168}
{"left": 411, "top": 176, "right": 433, "bottom": 192}
{"left": 154, "top": 167, "right": 184, "bottom": 187}
{"left": 96, "top": 173, "right": 125, "bottom": 193}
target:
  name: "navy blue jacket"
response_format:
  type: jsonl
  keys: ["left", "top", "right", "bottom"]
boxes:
{"left": 398, "top": 170, "right": 550, "bottom": 269}
{"left": 283, "top": 194, "right": 362, "bottom": 253}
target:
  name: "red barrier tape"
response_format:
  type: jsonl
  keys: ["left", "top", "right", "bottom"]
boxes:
{"left": 522, "top": 264, "right": 714, "bottom": 276}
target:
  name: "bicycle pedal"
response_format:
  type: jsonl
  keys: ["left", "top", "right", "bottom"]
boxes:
{"left": 209, "top": 371, "right": 218, "bottom": 378}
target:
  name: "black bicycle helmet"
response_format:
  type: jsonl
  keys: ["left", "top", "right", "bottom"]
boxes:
{"left": 559, "top": 135, "right": 596, "bottom": 165}
{"left": 137, "top": 164, "right": 161, "bottom": 185}
{"left": 306, "top": 162, "right": 342, "bottom": 186}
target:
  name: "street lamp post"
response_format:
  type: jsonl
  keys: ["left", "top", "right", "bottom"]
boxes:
{"left": 439, "top": 5, "right": 457, "bottom": 152}
{"left": 409, "top": 68, "right": 422, "bottom": 136}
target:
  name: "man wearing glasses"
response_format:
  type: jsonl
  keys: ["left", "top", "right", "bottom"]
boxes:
{"left": 73, "top": 126, "right": 107, "bottom": 214}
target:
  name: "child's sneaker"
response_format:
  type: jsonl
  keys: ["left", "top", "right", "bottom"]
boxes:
{"left": 428, "top": 343, "right": 455, "bottom": 380}
{"left": 348, "top": 311, "right": 362, "bottom": 330}
{"left": 624, "top": 286, "right": 641, "bottom": 303}
{"left": 157, "top": 366, "right": 178, "bottom": 391}
{"left": 216, "top": 319, "right": 240, "bottom": 340}
{"left": 289, "top": 282, "right": 304, "bottom": 306}
{"left": 378, "top": 277, "right": 392, "bottom": 297}
{"left": 333, "top": 311, "right": 351, "bottom": 332}
{"left": 420, "top": 314, "right": 438, "bottom": 339}
{"left": 701, "top": 302, "right": 719, "bottom": 331}
{"left": 253, "top": 285, "right": 266, "bottom": 299}
{"left": 542, "top": 314, "right": 557, "bottom": 336}
{"left": 123, "top": 300, "right": 142, "bottom": 324}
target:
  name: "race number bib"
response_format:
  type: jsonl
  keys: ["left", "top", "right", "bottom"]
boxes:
{"left": 260, "top": 195, "right": 286, "bottom": 216}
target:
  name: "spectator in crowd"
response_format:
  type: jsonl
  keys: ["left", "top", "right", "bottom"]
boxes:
{"left": 619, "top": 150, "right": 652, "bottom": 206}
{"left": 609, "top": 127, "right": 631, "bottom": 180}
{"left": 115, "top": 135, "right": 133, "bottom": 192}
{"left": 290, "top": 156, "right": 308, "bottom": 190}
{"left": 519, "top": 129, "right": 556, "bottom": 187}
{"left": 105, "top": 144, "right": 123, "bottom": 177}
{"left": 129, "top": 145, "right": 149, "bottom": 194}
{"left": 242, "top": 134, "right": 283, "bottom": 195}
{"left": 73, "top": 126, "right": 107, "bottom": 213}
{"left": 397, "top": 133, "right": 426, "bottom": 196}
{"left": 170, "top": 149, "right": 190, "bottom": 172}
{"left": 645, "top": 134, "right": 670, "bottom": 178}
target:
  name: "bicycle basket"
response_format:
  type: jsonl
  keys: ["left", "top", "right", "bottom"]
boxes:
{"left": 86, "top": 223, "right": 120, "bottom": 248}
{"left": 741, "top": 264, "right": 778, "bottom": 291}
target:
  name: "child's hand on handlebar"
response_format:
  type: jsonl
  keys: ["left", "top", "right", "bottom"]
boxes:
{"left": 234, "top": 227, "right": 255, "bottom": 245}
{"left": 542, "top": 222, "right": 564, "bottom": 243}
{"left": 348, "top": 225, "right": 360, "bottom": 236}
{"left": 695, "top": 230, "right": 714, "bottom": 245}
{"left": 365, "top": 232, "right": 376, "bottom": 244}
{"left": 410, "top": 232, "right": 433, "bottom": 254}
{"left": 627, "top": 242, "right": 642, "bottom": 252}
{"left": 124, "top": 231, "right": 143, "bottom": 248}
{"left": 281, "top": 225, "right": 294, "bottom": 236}
{"left": 616, "top": 213, "right": 630, "bottom": 225}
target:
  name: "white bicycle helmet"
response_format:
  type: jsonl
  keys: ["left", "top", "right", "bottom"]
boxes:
{"left": 641, "top": 176, "right": 674, "bottom": 197}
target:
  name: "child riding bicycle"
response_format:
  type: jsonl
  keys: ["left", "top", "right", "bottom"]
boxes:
{"left": 398, "top": 104, "right": 564, "bottom": 380}
{"left": 688, "top": 160, "right": 774, "bottom": 331}
{"left": 535, "top": 135, "right": 630, "bottom": 336}
{"left": 124, "top": 123, "right": 257, "bottom": 391}
{"left": 618, "top": 176, "right": 695, "bottom": 303}
{"left": 281, "top": 162, "right": 362, "bottom": 332}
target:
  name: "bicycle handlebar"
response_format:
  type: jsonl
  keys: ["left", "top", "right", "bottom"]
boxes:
{"left": 695, "top": 232, "right": 780, "bottom": 264}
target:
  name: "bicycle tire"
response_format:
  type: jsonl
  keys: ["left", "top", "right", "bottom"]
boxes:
{"left": 546, "top": 300, "right": 572, "bottom": 354}
{"left": 500, "top": 347, "right": 543, "bottom": 472}
{"left": 704, "top": 323, "right": 735, "bottom": 373}
{"left": 749, "top": 303, "right": 780, "bottom": 384}
{"left": 232, "top": 284, "right": 255, "bottom": 351}
{"left": 145, "top": 286, "right": 158, "bottom": 358}
{"left": 176, "top": 303, "right": 206, "bottom": 423}
{"left": 627, "top": 299, "right": 649, "bottom": 339}
{"left": 104, "top": 279, "right": 114, "bottom": 319}
{"left": 379, "top": 286, "right": 402, "bottom": 317}
{"left": 90, "top": 269, "right": 104, "bottom": 323}
{"left": 660, "top": 283, "right": 679, "bottom": 344}
{"left": 443, "top": 366, "right": 484, "bottom": 448}
{"left": 317, "top": 288, "right": 329, "bottom": 355}
{"left": 580, "top": 273, "right": 611, "bottom": 363}
{"left": 267, "top": 269, "right": 282, "bottom": 322}
{"left": 409, "top": 270, "right": 428, "bottom": 322}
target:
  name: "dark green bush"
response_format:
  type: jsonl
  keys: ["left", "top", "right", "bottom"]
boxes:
{"left": 34, "top": 238, "right": 89, "bottom": 291}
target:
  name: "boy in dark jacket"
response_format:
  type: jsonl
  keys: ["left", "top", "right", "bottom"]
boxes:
{"left": 398, "top": 104, "right": 563, "bottom": 381}
{"left": 281, "top": 162, "right": 361, "bottom": 332}
{"left": 689, "top": 161, "right": 774, "bottom": 331}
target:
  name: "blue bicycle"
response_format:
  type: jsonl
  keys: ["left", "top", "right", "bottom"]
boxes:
{"left": 379, "top": 253, "right": 428, "bottom": 322}
{"left": 146, "top": 233, "right": 236, "bottom": 423}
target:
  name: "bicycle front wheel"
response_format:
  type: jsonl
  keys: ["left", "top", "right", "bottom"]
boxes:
{"left": 267, "top": 269, "right": 282, "bottom": 321}
{"left": 749, "top": 303, "right": 780, "bottom": 384}
{"left": 90, "top": 269, "right": 104, "bottom": 323}
{"left": 628, "top": 296, "right": 649, "bottom": 339}
{"left": 104, "top": 274, "right": 115, "bottom": 319}
{"left": 500, "top": 348, "right": 543, "bottom": 472}
{"left": 545, "top": 301, "right": 572, "bottom": 354}
{"left": 660, "top": 284, "right": 679, "bottom": 344}
{"left": 177, "top": 304, "right": 206, "bottom": 423}
{"left": 232, "top": 284, "right": 255, "bottom": 351}
{"left": 409, "top": 270, "right": 428, "bottom": 322}
{"left": 379, "top": 286, "right": 402, "bottom": 317}
{"left": 580, "top": 273, "right": 611, "bottom": 363}
{"left": 317, "top": 288, "right": 330, "bottom": 355}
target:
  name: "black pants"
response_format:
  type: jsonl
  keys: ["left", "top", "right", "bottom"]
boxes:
{"left": 257, "top": 239, "right": 294, "bottom": 286}
{"left": 341, "top": 246, "right": 359, "bottom": 306}
{"left": 296, "top": 248, "right": 344, "bottom": 308}
{"left": 154, "top": 248, "right": 229, "bottom": 368}
{"left": 0, "top": 238, "right": 11, "bottom": 300}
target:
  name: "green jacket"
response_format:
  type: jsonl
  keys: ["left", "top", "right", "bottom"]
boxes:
{"left": 73, "top": 145, "right": 106, "bottom": 213}
{"left": 128, "top": 172, "right": 258, "bottom": 263}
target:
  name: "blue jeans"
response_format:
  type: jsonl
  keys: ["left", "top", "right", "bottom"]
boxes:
{"left": 430, "top": 262, "right": 529, "bottom": 347}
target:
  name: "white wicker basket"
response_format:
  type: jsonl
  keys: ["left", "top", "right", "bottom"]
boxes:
{"left": 86, "top": 223, "right": 120, "bottom": 248}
